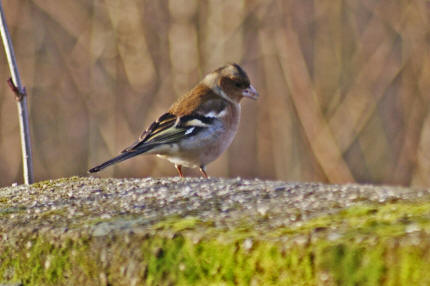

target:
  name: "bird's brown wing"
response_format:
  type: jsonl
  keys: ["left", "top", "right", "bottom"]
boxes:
{"left": 122, "top": 110, "right": 216, "bottom": 153}
{"left": 122, "top": 113, "right": 178, "bottom": 152}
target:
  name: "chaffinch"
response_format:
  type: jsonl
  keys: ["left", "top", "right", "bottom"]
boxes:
{"left": 89, "top": 63, "right": 259, "bottom": 177}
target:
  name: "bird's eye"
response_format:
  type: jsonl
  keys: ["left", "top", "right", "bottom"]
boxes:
{"left": 235, "top": 82, "right": 244, "bottom": 88}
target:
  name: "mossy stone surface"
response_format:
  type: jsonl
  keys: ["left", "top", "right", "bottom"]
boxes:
{"left": 1, "top": 177, "right": 430, "bottom": 285}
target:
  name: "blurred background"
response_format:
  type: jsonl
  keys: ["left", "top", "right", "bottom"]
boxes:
{"left": 1, "top": 0, "right": 430, "bottom": 187}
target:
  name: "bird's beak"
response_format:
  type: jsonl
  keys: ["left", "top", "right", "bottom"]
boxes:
{"left": 242, "top": 84, "right": 259, "bottom": 100}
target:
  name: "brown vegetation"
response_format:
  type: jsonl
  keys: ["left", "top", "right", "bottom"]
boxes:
{"left": 0, "top": 0, "right": 429, "bottom": 186}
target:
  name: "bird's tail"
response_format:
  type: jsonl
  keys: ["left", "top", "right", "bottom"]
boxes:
{"left": 88, "top": 150, "right": 144, "bottom": 173}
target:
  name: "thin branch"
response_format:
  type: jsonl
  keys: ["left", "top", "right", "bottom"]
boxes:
{"left": 0, "top": 0, "right": 34, "bottom": 184}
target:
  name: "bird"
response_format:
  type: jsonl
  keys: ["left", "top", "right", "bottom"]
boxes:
{"left": 88, "top": 63, "right": 259, "bottom": 178}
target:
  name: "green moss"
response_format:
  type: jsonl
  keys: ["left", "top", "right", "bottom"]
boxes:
{"left": 30, "top": 176, "right": 81, "bottom": 190}
{"left": 2, "top": 202, "right": 430, "bottom": 285}
{"left": 38, "top": 208, "right": 67, "bottom": 219}
{"left": 140, "top": 234, "right": 317, "bottom": 285}
{"left": 0, "top": 235, "right": 99, "bottom": 286}
{"left": 318, "top": 243, "right": 386, "bottom": 286}
{"left": 272, "top": 202, "right": 430, "bottom": 240}
{"left": 153, "top": 216, "right": 203, "bottom": 232}
{"left": 0, "top": 206, "right": 25, "bottom": 217}
{"left": 137, "top": 202, "right": 430, "bottom": 285}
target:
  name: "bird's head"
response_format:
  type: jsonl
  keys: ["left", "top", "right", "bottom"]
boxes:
{"left": 202, "top": 63, "right": 259, "bottom": 103}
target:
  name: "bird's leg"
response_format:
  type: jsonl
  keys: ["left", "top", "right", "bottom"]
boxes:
{"left": 175, "top": 164, "right": 184, "bottom": 177}
{"left": 199, "top": 166, "right": 208, "bottom": 178}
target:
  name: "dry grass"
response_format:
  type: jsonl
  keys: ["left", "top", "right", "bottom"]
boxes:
{"left": 0, "top": 0, "right": 429, "bottom": 186}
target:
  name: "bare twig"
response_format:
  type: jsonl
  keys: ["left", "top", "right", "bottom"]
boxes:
{"left": 0, "top": 0, "right": 34, "bottom": 184}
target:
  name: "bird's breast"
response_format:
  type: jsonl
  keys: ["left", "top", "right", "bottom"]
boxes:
{"left": 161, "top": 103, "right": 241, "bottom": 167}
